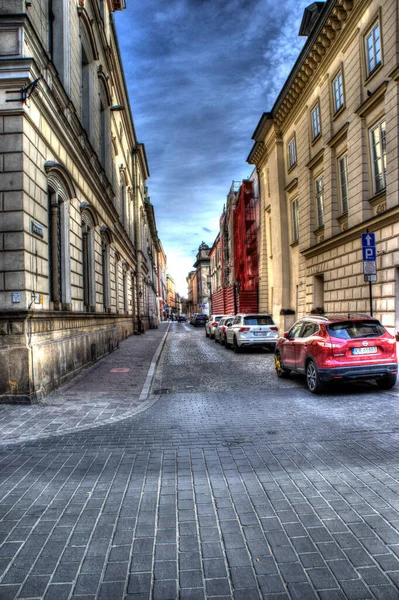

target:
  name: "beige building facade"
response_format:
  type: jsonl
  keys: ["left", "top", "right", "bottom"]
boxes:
{"left": 0, "top": 0, "right": 161, "bottom": 401}
{"left": 248, "top": 0, "right": 399, "bottom": 334}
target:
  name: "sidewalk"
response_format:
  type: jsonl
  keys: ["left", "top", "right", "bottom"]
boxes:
{"left": 0, "top": 322, "right": 169, "bottom": 446}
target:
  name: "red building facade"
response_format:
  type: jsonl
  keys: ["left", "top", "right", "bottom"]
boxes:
{"left": 210, "top": 175, "right": 260, "bottom": 315}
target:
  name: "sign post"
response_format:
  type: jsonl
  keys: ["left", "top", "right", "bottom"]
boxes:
{"left": 361, "top": 230, "right": 376, "bottom": 316}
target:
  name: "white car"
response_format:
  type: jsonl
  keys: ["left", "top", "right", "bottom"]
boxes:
{"left": 205, "top": 314, "right": 225, "bottom": 339}
{"left": 225, "top": 313, "right": 278, "bottom": 352}
{"left": 214, "top": 316, "right": 234, "bottom": 344}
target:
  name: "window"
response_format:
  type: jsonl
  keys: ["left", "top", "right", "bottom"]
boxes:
{"left": 101, "top": 234, "right": 111, "bottom": 312}
{"left": 81, "top": 45, "right": 90, "bottom": 133}
{"left": 288, "top": 322, "right": 303, "bottom": 339}
{"left": 370, "top": 119, "right": 386, "bottom": 193}
{"left": 338, "top": 154, "right": 348, "bottom": 214}
{"left": 82, "top": 218, "right": 95, "bottom": 311}
{"left": 301, "top": 322, "right": 319, "bottom": 338}
{"left": 314, "top": 175, "right": 324, "bottom": 228}
{"left": 311, "top": 103, "right": 321, "bottom": 140}
{"left": 291, "top": 198, "right": 299, "bottom": 242}
{"left": 288, "top": 137, "right": 297, "bottom": 169}
{"left": 332, "top": 71, "right": 344, "bottom": 113}
{"left": 365, "top": 21, "right": 381, "bottom": 76}
{"left": 45, "top": 163, "right": 73, "bottom": 311}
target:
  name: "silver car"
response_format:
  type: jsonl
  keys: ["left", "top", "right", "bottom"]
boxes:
{"left": 214, "top": 316, "right": 234, "bottom": 344}
{"left": 205, "top": 314, "right": 225, "bottom": 339}
{"left": 225, "top": 313, "right": 278, "bottom": 352}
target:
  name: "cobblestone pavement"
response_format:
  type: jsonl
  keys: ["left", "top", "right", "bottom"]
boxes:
{"left": 1, "top": 323, "right": 399, "bottom": 598}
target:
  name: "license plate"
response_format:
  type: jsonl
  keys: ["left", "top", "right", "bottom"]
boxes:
{"left": 352, "top": 346, "right": 377, "bottom": 355}
{"left": 253, "top": 332, "right": 265, "bottom": 336}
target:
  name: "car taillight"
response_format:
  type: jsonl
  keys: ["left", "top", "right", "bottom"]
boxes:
{"left": 316, "top": 341, "right": 341, "bottom": 348}
{"left": 239, "top": 327, "right": 250, "bottom": 332}
{"left": 270, "top": 327, "right": 278, "bottom": 331}
{"left": 222, "top": 326, "right": 226, "bottom": 332}
{"left": 212, "top": 321, "right": 218, "bottom": 327}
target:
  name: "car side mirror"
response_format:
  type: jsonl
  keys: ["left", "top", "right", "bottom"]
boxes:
{"left": 283, "top": 332, "right": 289, "bottom": 339}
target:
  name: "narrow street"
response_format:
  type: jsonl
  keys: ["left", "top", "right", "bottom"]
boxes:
{"left": 1, "top": 323, "right": 399, "bottom": 599}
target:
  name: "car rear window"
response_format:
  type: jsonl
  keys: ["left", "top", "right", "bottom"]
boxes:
{"left": 327, "top": 320, "right": 386, "bottom": 339}
{"left": 243, "top": 315, "right": 274, "bottom": 326}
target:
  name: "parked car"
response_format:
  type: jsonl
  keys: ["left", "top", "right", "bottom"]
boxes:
{"left": 205, "top": 315, "right": 225, "bottom": 339}
{"left": 191, "top": 313, "right": 208, "bottom": 327}
{"left": 214, "top": 316, "right": 234, "bottom": 344}
{"left": 274, "top": 314, "right": 398, "bottom": 393}
{"left": 177, "top": 314, "right": 187, "bottom": 322}
{"left": 225, "top": 314, "right": 278, "bottom": 352}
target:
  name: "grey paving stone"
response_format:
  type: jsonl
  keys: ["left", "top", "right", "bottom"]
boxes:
{"left": 307, "top": 567, "right": 339, "bottom": 590}
{"left": 205, "top": 578, "right": 231, "bottom": 596}
{"left": 127, "top": 572, "right": 152, "bottom": 594}
{"left": 98, "top": 581, "right": 125, "bottom": 599}
{"left": 130, "top": 553, "right": 152, "bottom": 572}
{"left": 18, "top": 574, "right": 49, "bottom": 598}
{"left": 0, "top": 585, "right": 22, "bottom": 599}
{"left": 154, "top": 560, "right": 177, "bottom": 580}
{"left": 51, "top": 562, "right": 80, "bottom": 583}
{"left": 179, "top": 552, "right": 201, "bottom": 571}
{"left": 180, "top": 569, "right": 203, "bottom": 588}
{"left": 152, "top": 579, "right": 177, "bottom": 600}
{"left": 339, "top": 579, "right": 373, "bottom": 599}
{"left": 44, "top": 584, "right": 72, "bottom": 600}
{"left": 258, "top": 573, "right": 285, "bottom": 594}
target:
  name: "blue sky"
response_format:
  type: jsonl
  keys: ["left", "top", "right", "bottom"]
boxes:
{"left": 115, "top": 0, "right": 312, "bottom": 295}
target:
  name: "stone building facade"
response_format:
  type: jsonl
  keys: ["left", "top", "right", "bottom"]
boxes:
{"left": 0, "top": 0, "right": 162, "bottom": 402}
{"left": 248, "top": 0, "right": 399, "bottom": 334}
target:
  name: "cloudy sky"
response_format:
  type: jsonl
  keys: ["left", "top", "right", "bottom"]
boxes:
{"left": 115, "top": 0, "right": 311, "bottom": 295}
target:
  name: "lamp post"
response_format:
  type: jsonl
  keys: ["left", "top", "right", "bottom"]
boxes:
{"left": 207, "top": 273, "right": 212, "bottom": 316}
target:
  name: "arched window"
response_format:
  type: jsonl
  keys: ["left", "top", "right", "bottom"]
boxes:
{"left": 45, "top": 162, "right": 73, "bottom": 311}
{"left": 81, "top": 211, "right": 96, "bottom": 312}
{"left": 122, "top": 264, "right": 128, "bottom": 313}
{"left": 101, "top": 229, "right": 112, "bottom": 312}
{"left": 114, "top": 252, "right": 120, "bottom": 313}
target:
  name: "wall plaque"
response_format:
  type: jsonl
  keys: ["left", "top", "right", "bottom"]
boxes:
{"left": 31, "top": 221, "right": 44, "bottom": 238}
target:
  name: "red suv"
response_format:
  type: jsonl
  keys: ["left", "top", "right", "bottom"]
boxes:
{"left": 274, "top": 315, "right": 398, "bottom": 393}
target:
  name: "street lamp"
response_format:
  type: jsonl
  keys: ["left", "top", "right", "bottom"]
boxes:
{"left": 207, "top": 273, "right": 212, "bottom": 316}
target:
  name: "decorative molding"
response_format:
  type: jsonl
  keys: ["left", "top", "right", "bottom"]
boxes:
{"left": 284, "top": 178, "right": 298, "bottom": 193}
{"left": 306, "top": 147, "right": 325, "bottom": 170}
{"left": 327, "top": 122, "right": 349, "bottom": 148}
{"left": 355, "top": 80, "right": 389, "bottom": 118}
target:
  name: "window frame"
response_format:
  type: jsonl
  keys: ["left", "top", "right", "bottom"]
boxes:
{"left": 314, "top": 174, "right": 325, "bottom": 229}
{"left": 337, "top": 153, "right": 349, "bottom": 215}
{"left": 287, "top": 136, "right": 297, "bottom": 170}
{"left": 291, "top": 197, "right": 299, "bottom": 243}
{"left": 369, "top": 118, "right": 386, "bottom": 195}
{"left": 332, "top": 70, "right": 345, "bottom": 114}
{"left": 311, "top": 102, "right": 321, "bottom": 141}
{"left": 364, "top": 19, "right": 382, "bottom": 78}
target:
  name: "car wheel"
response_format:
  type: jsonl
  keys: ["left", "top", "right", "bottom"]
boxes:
{"left": 225, "top": 336, "right": 231, "bottom": 349}
{"left": 233, "top": 336, "right": 242, "bottom": 353}
{"left": 274, "top": 352, "right": 290, "bottom": 378}
{"left": 306, "top": 360, "right": 323, "bottom": 394}
{"left": 376, "top": 374, "right": 397, "bottom": 389}
{"left": 205, "top": 329, "right": 209, "bottom": 337}
{"left": 221, "top": 336, "right": 225, "bottom": 346}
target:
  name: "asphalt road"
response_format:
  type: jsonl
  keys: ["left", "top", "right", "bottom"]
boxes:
{"left": 1, "top": 322, "right": 399, "bottom": 599}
